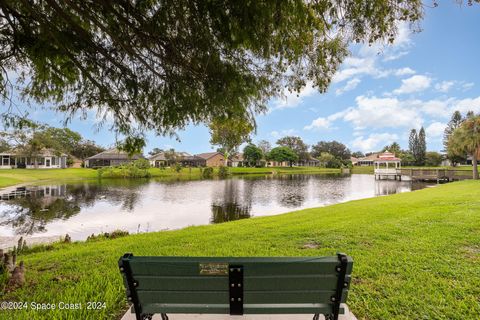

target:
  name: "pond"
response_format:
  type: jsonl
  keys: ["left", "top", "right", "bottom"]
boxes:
{"left": 0, "top": 174, "right": 431, "bottom": 247}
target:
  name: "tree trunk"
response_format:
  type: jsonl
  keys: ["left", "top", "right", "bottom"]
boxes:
{"left": 473, "top": 149, "right": 479, "bottom": 180}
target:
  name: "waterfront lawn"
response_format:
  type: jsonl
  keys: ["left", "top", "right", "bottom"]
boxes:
{"left": 2, "top": 181, "right": 479, "bottom": 319}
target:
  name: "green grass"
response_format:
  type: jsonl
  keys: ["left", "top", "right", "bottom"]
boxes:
{"left": 2, "top": 181, "right": 479, "bottom": 319}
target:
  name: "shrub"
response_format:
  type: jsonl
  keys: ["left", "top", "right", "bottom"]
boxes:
{"left": 98, "top": 162, "right": 151, "bottom": 179}
{"left": 173, "top": 163, "right": 182, "bottom": 172}
{"left": 202, "top": 167, "right": 214, "bottom": 178}
{"left": 133, "top": 158, "right": 150, "bottom": 169}
{"left": 218, "top": 166, "right": 229, "bottom": 178}
{"left": 237, "top": 162, "right": 243, "bottom": 167}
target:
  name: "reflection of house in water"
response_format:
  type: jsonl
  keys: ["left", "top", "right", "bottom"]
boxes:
{"left": 374, "top": 180, "right": 408, "bottom": 196}
{"left": 0, "top": 185, "right": 67, "bottom": 201}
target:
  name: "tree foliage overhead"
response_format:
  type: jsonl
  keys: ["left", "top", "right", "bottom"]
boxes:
{"left": 0, "top": 0, "right": 425, "bottom": 141}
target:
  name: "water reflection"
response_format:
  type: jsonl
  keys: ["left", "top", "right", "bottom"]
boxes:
{"left": 0, "top": 174, "right": 432, "bottom": 244}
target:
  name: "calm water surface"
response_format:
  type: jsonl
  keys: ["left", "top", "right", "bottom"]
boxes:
{"left": 0, "top": 174, "right": 430, "bottom": 246}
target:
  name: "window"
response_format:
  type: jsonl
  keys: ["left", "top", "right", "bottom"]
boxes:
{"left": 2, "top": 156, "right": 9, "bottom": 166}
{"left": 52, "top": 157, "right": 56, "bottom": 165}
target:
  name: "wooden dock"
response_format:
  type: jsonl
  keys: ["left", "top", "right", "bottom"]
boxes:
{"left": 397, "top": 169, "right": 472, "bottom": 182}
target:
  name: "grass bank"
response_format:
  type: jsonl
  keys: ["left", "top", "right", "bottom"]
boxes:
{"left": 0, "top": 167, "right": 343, "bottom": 189}
{"left": 1, "top": 181, "right": 479, "bottom": 319}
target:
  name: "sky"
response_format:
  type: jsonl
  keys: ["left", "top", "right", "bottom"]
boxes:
{"left": 7, "top": 3, "right": 480, "bottom": 155}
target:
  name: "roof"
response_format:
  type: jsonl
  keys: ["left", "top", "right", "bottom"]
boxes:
{"left": 230, "top": 153, "right": 243, "bottom": 161}
{"left": 0, "top": 148, "right": 67, "bottom": 157}
{"left": 148, "top": 151, "right": 192, "bottom": 161}
{"left": 374, "top": 151, "right": 401, "bottom": 162}
{"left": 357, "top": 153, "right": 380, "bottom": 162}
{"left": 196, "top": 152, "right": 223, "bottom": 160}
{"left": 86, "top": 148, "right": 144, "bottom": 160}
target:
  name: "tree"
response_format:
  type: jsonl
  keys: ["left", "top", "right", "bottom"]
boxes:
{"left": 351, "top": 151, "right": 364, "bottom": 158}
{"left": 164, "top": 149, "right": 182, "bottom": 166}
{"left": 311, "top": 141, "right": 351, "bottom": 161}
{"left": 209, "top": 117, "right": 253, "bottom": 164}
{"left": 267, "top": 147, "right": 299, "bottom": 167}
{"left": 37, "top": 127, "right": 82, "bottom": 155}
{"left": 243, "top": 144, "right": 263, "bottom": 167}
{"left": 318, "top": 152, "right": 342, "bottom": 168}
{"left": 72, "top": 140, "right": 105, "bottom": 160}
{"left": 0, "top": 138, "right": 10, "bottom": 153}
{"left": 257, "top": 140, "right": 272, "bottom": 156}
{"left": 425, "top": 152, "right": 443, "bottom": 167}
{"left": 444, "top": 111, "right": 467, "bottom": 166}
{"left": 417, "top": 127, "right": 427, "bottom": 166}
{"left": 148, "top": 148, "right": 164, "bottom": 156}
{"left": 0, "top": 2, "right": 425, "bottom": 149}
{"left": 409, "top": 129, "right": 426, "bottom": 166}
{"left": 382, "top": 142, "right": 401, "bottom": 155}
{"left": 448, "top": 115, "right": 480, "bottom": 179}
{"left": 276, "top": 136, "right": 309, "bottom": 162}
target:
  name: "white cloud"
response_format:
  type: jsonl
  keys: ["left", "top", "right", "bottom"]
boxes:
{"left": 343, "top": 95, "right": 423, "bottom": 129}
{"left": 435, "top": 81, "right": 455, "bottom": 93}
{"left": 270, "top": 82, "right": 316, "bottom": 112}
{"left": 425, "top": 122, "right": 446, "bottom": 139}
{"left": 420, "top": 99, "right": 452, "bottom": 117}
{"left": 332, "top": 23, "right": 415, "bottom": 86}
{"left": 270, "top": 129, "right": 297, "bottom": 139}
{"left": 304, "top": 110, "right": 348, "bottom": 131}
{"left": 451, "top": 96, "right": 480, "bottom": 114}
{"left": 351, "top": 133, "right": 399, "bottom": 153}
{"left": 335, "top": 78, "right": 361, "bottom": 95}
{"left": 394, "top": 67, "right": 416, "bottom": 76}
{"left": 462, "top": 82, "right": 474, "bottom": 91}
{"left": 393, "top": 75, "right": 432, "bottom": 95}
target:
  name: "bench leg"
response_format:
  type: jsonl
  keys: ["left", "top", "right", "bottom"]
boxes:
{"left": 141, "top": 314, "right": 153, "bottom": 320}
{"left": 313, "top": 314, "right": 320, "bottom": 320}
{"left": 161, "top": 313, "right": 169, "bottom": 320}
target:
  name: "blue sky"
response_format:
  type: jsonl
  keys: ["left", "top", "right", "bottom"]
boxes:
{"left": 10, "top": 3, "right": 480, "bottom": 155}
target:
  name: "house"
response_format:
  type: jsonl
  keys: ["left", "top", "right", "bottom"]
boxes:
{"left": 297, "top": 158, "right": 320, "bottom": 167}
{"left": 228, "top": 153, "right": 244, "bottom": 167}
{"left": 0, "top": 148, "right": 67, "bottom": 169}
{"left": 148, "top": 151, "right": 208, "bottom": 167}
{"left": 196, "top": 152, "right": 225, "bottom": 167}
{"left": 355, "top": 153, "right": 380, "bottom": 166}
{"left": 350, "top": 156, "right": 359, "bottom": 166}
{"left": 84, "top": 148, "right": 144, "bottom": 168}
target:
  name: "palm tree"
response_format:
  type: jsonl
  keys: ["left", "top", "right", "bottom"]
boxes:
{"left": 448, "top": 115, "right": 480, "bottom": 179}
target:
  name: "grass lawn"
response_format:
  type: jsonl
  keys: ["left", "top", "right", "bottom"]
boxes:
{"left": 1, "top": 181, "right": 479, "bottom": 319}
{"left": 0, "top": 167, "right": 343, "bottom": 189}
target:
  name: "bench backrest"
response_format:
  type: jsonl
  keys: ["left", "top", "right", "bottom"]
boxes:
{"left": 119, "top": 253, "right": 353, "bottom": 320}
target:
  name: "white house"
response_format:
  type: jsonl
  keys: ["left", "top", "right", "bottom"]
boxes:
{"left": 0, "top": 148, "right": 67, "bottom": 169}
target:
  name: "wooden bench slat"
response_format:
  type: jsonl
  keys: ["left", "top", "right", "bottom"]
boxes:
{"left": 134, "top": 275, "right": 351, "bottom": 291}
{"left": 136, "top": 290, "right": 348, "bottom": 304}
{"left": 129, "top": 259, "right": 353, "bottom": 277}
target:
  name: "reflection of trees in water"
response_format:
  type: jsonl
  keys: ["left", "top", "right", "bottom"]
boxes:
{"left": 0, "top": 195, "right": 80, "bottom": 235}
{"left": 210, "top": 179, "right": 252, "bottom": 223}
{"left": 211, "top": 202, "right": 251, "bottom": 223}
{"left": 0, "top": 180, "right": 146, "bottom": 235}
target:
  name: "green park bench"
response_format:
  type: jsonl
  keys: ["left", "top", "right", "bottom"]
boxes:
{"left": 118, "top": 253, "right": 353, "bottom": 320}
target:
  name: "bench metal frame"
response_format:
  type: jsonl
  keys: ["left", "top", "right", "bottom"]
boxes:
{"left": 119, "top": 253, "right": 352, "bottom": 320}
